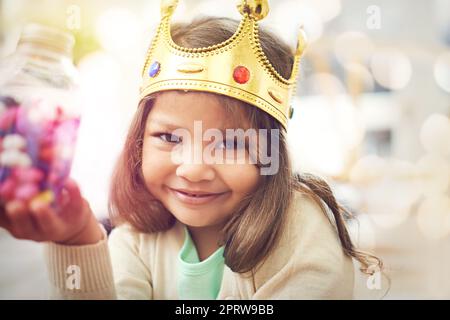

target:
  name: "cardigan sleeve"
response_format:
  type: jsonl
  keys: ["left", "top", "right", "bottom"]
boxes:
{"left": 251, "top": 192, "right": 355, "bottom": 299}
{"left": 44, "top": 223, "right": 117, "bottom": 299}
{"left": 44, "top": 223, "right": 153, "bottom": 300}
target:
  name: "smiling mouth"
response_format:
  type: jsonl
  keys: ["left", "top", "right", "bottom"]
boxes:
{"left": 168, "top": 187, "right": 228, "bottom": 205}
{"left": 176, "top": 191, "right": 218, "bottom": 197}
{"left": 170, "top": 187, "right": 226, "bottom": 197}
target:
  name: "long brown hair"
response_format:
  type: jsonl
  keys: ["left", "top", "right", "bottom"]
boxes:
{"left": 109, "top": 17, "right": 382, "bottom": 276}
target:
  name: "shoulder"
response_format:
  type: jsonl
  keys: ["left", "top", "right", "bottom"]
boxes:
{"left": 284, "top": 190, "right": 343, "bottom": 251}
{"left": 288, "top": 190, "right": 353, "bottom": 269}
{"left": 252, "top": 190, "right": 355, "bottom": 299}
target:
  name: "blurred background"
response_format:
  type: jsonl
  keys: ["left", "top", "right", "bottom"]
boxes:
{"left": 0, "top": 0, "right": 449, "bottom": 299}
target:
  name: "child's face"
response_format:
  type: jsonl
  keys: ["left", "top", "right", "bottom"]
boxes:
{"left": 142, "top": 91, "right": 261, "bottom": 228}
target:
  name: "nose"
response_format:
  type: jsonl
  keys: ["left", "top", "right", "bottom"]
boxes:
{"left": 174, "top": 143, "right": 216, "bottom": 182}
{"left": 176, "top": 163, "right": 215, "bottom": 182}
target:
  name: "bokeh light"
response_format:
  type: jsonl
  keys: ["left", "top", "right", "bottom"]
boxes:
{"left": 364, "top": 176, "right": 419, "bottom": 229}
{"left": 302, "top": 0, "right": 342, "bottom": 23}
{"left": 419, "top": 113, "right": 450, "bottom": 157}
{"left": 370, "top": 48, "right": 413, "bottom": 90}
{"left": 349, "top": 155, "right": 387, "bottom": 185}
{"left": 288, "top": 95, "right": 365, "bottom": 176}
{"left": 334, "top": 32, "right": 374, "bottom": 66}
{"left": 417, "top": 194, "right": 450, "bottom": 240}
{"left": 305, "top": 72, "right": 346, "bottom": 96}
{"left": 273, "top": 2, "right": 323, "bottom": 43}
{"left": 77, "top": 51, "right": 122, "bottom": 96}
{"left": 344, "top": 63, "right": 375, "bottom": 93}
{"left": 96, "top": 8, "right": 141, "bottom": 56}
{"left": 434, "top": 51, "right": 450, "bottom": 93}
{"left": 415, "top": 154, "right": 450, "bottom": 196}
{"left": 348, "top": 213, "right": 377, "bottom": 250}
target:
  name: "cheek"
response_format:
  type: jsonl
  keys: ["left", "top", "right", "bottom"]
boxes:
{"left": 220, "top": 164, "right": 261, "bottom": 195}
{"left": 141, "top": 141, "right": 173, "bottom": 186}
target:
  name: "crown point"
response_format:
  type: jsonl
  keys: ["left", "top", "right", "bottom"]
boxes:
{"left": 296, "top": 29, "right": 308, "bottom": 56}
{"left": 161, "top": 0, "right": 178, "bottom": 17}
{"left": 233, "top": 66, "right": 250, "bottom": 84}
{"left": 237, "top": 0, "right": 269, "bottom": 21}
{"left": 149, "top": 61, "right": 161, "bottom": 78}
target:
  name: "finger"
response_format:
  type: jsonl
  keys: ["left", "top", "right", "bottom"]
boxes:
{"left": 63, "top": 179, "right": 83, "bottom": 207}
{"left": 29, "top": 199, "right": 65, "bottom": 238}
{"left": 5, "top": 201, "right": 38, "bottom": 239}
{"left": 56, "top": 187, "right": 70, "bottom": 208}
{"left": 58, "top": 179, "right": 85, "bottom": 219}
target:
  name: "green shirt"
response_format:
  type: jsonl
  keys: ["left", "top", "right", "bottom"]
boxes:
{"left": 177, "top": 225, "right": 225, "bottom": 299}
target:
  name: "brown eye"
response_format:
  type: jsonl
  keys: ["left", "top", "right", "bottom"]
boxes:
{"left": 157, "top": 133, "right": 182, "bottom": 144}
{"left": 216, "top": 140, "right": 235, "bottom": 150}
{"left": 216, "top": 138, "right": 245, "bottom": 150}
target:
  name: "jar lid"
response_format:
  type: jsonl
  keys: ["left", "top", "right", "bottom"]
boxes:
{"left": 18, "top": 24, "right": 75, "bottom": 56}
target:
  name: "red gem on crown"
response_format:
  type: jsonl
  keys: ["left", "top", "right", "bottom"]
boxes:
{"left": 233, "top": 66, "right": 250, "bottom": 84}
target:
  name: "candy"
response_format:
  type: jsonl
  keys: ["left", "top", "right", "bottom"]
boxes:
{"left": 0, "top": 149, "right": 22, "bottom": 166}
{"left": 38, "top": 130, "right": 54, "bottom": 148}
{"left": 0, "top": 107, "right": 18, "bottom": 131}
{"left": 16, "top": 107, "right": 36, "bottom": 136}
{"left": 12, "top": 167, "right": 44, "bottom": 182}
{"left": 38, "top": 146, "right": 54, "bottom": 162}
{"left": 0, "top": 94, "right": 79, "bottom": 204}
{"left": 15, "top": 182, "right": 39, "bottom": 201}
{"left": 3, "top": 134, "right": 27, "bottom": 150}
{"left": 31, "top": 190, "right": 55, "bottom": 205}
{"left": 0, "top": 166, "right": 9, "bottom": 183}
{"left": 17, "top": 153, "right": 32, "bottom": 167}
{"left": 0, "top": 149, "right": 32, "bottom": 167}
{"left": 0, "top": 177, "right": 17, "bottom": 201}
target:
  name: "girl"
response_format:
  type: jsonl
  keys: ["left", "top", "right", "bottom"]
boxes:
{"left": 0, "top": 4, "right": 381, "bottom": 299}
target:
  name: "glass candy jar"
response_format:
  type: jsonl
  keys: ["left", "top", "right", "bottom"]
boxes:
{"left": 0, "top": 24, "right": 81, "bottom": 206}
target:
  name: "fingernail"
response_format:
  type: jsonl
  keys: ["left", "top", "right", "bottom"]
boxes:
{"left": 6, "top": 201, "right": 24, "bottom": 213}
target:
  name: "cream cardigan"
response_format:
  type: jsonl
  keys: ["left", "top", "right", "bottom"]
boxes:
{"left": 44, "top": 191, "right": 354, "bottom": 299}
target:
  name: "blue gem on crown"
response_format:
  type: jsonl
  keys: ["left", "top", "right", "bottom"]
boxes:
{"left": 149, "top": 61, "right": 161, "bottom": 78}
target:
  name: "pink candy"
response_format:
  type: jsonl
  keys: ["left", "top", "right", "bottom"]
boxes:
{"left": 0, "top": 178, "right": 16, "bottom": 201}
{"left": 0, "top": 171, "right": 41, "bottom": 202}
{"left": 0, "top": 107, "right": 18, "bottom": 131}
{"left": 12, "top": 167, "right": 44, "bottom": 182}
{"left": 15, "top": 182, "right": 39, "bottom": 201}
{"left": 38, "top": 146, "right": 54, "bottom": 162}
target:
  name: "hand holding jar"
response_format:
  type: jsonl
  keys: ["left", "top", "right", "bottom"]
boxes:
{"left": 0, "top": 24, "right": 102, "bottom": 245}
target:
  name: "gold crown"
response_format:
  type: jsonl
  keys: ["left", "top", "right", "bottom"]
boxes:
{"left": 140, "top": 0, "right": 307, "bottom": 129}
